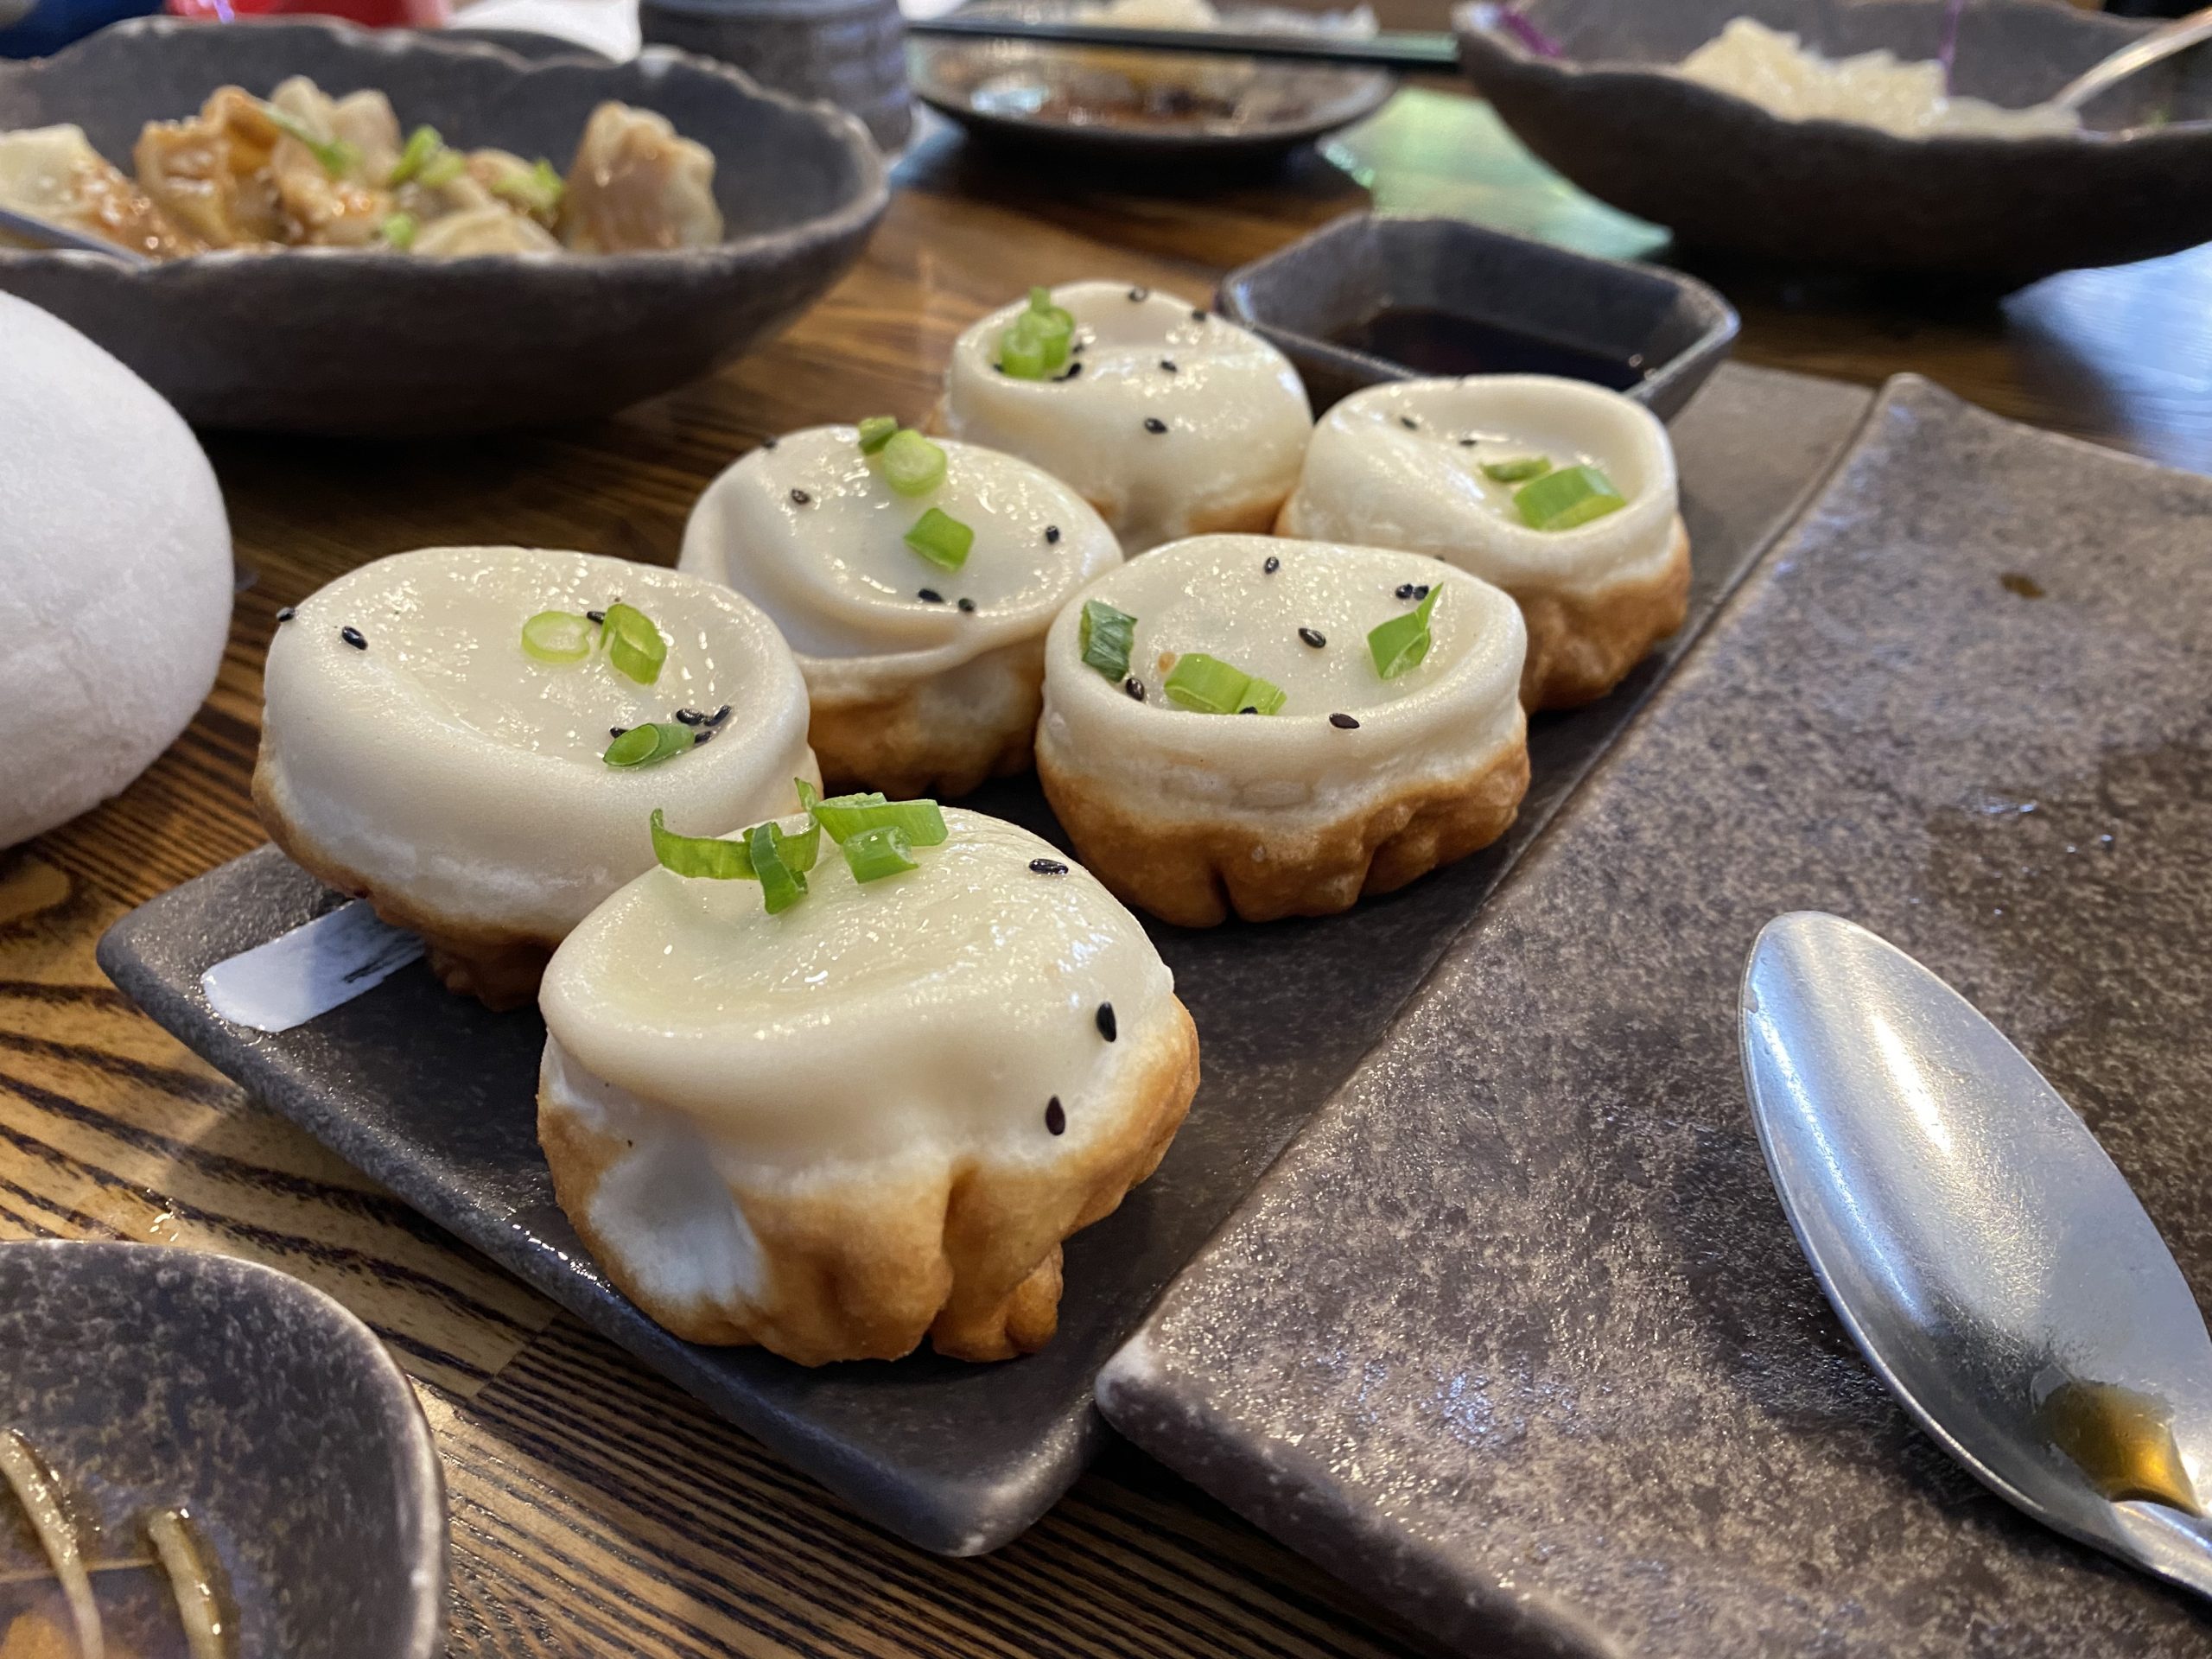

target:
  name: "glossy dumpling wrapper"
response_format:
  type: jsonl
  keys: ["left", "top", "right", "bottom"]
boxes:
{"left": 536, "top": 807, "right": 1200, "bottom": 1364}
{"left": 132, "top": 86, "right": 289, "bottom": 248}
{"left": 411, "top": 205, "right": 562, "bottom": 257}
{"left": 680, "top": 426, "right": 1122, "bottom": 796}
{"left": 0, "top": 124, "right": 200, "bottom": 258}
{"left": 559, "top": 102, "right": 723, "bottom": 252}
{"left": 940, "top": 282, "right": 1313, "bottom": 554}
{"left": 1037, "top": 533, "right": 1529, "bottom": 925}
{"left": 254, "top": 546, "right": 817, "bottom": 1008}
{"left": 260, "top": 76, "right": 399, "bottom": 249}
{"left": 1278, "top": 375, "right": 1689, "bottom": 709}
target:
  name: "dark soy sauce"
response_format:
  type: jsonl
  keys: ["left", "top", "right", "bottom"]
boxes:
{"left": 1329, "top": 306, "right": 1647, "bottom": 391}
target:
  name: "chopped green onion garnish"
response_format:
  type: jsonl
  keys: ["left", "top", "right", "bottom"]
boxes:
{"left": 649, "top": 808, "right": 753, "bottom": 879}
{"left": 1368, "top": 584, "right": 1443, "bottom": 681}
{"left": 809, "top": 792, "right": 948, "bottom": 847}
{"left": 855, "top": 416, "right": 899, "bottom": 454}
{"left": 419, "top": 148, "right": 467, "bottom": 188}
{"left": 904, "top": 507, "right": 973, "bottom": 571}
{"left": 520, "top": 609, "right": 594, "bottom": 663}
{"left": 603, "top": 722, "right": 691, "bottom": 768}
{"left": 748, "top": 822, "right": 806, "bottom": 914}
{"left": 879, "top": 429, "right": 947, "bottom": 497}
{"left": 491, "top": 157, "right": 564, "bottom": 218}
{"left": 996, "top": 287, "right": 1077, "bottom": 378}
{"left": 379, "top": 212, "right": 417, "bottom": 251}
{"left": 1162, "top": 653, "right": 1283, "bottom": 715}
{"left": 264, "top": 106, "right": 359, "bottom": 179}
{"left": 842, "top": 824, "right": 918, "bottom": 882}
{"left": 387, "top": 124, "right": 444, "bottom": 186}
{"left": 1078, "top": 600, "right": 1137, "bottom": 681}
{"left": 796, "top": 777, "right": 821, "bottom": 813}
{"left": 1513, "top": 463, "right": 1627, "bottom": 531}
{"left": 600, "top": 602, "right": 666, "bottom": 685}
{"left": 1481, "top": 455, "right": 1553, "bottom": 484}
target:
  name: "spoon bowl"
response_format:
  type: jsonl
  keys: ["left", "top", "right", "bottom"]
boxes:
{"left": 1739, "top": 912, "right": 2212, "bottom": 1599}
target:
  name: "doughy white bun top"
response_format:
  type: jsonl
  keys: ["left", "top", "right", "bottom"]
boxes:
{"left": 539, "top": 807, "right": 1174, "bottom": 1168}
{"left": 1041, "top": 533, "right": 1526, "bottom": 810}
{"left": 259, "top": 546, "right": 815, "bottom": 939}
{"left": 1279, "top": 375, "right": 1680, "bottom": 595}
{"left": 943, "top": 281, "right": 1313, "bottom": 554}
{"left": 0, "top": 291, "right": 231, "bottom": 849}
{"left": 677, "top": 425, "right": 1122, "bottom": 671}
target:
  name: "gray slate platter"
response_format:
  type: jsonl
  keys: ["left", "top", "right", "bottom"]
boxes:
{"left": 1098, "top": 376, "right": 2212, "bottom": 1656}
{"left": 98, "top": 362, "right": 1873, "bottom": 1557}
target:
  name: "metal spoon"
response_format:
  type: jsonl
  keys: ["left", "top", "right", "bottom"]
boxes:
{"left": 1739, "top": 912, "right": 2212, "bottom": 1600}
{"left": 2052, "top": 3, "right": 2212, "bottom": 112}
{"left": 0, "top": 204, "right": 152, "bottom": 267}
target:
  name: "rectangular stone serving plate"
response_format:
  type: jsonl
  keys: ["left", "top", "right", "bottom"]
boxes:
{"left": 97, "top": 362, "right": 1873, "bottom": 1558}
{"left": 1098, "top": 375, "right": 2212, "bottom": 1656}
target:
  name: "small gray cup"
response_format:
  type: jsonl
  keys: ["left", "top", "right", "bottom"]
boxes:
{"left": 639, "top": 0, "right": 911, "bottom": 151}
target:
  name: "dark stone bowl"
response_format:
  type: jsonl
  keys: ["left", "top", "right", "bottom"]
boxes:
{"left": 1217, "top": 209, "right": 1737, "bottom": 417}
{"left": 1453, "top": 0, "right": 2212, "bottom": 283}
{"left": 908, "top": 0, "right": 1395, "bottom": 168}
{"left": 0, "top": 1240, "right": 444, "bottom": 1658}
{"left": 0, "top": 16, "right": 889, "bottom": 434}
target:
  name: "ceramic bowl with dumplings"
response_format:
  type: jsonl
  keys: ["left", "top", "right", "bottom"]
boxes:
{"left": 0, "top": 16, "right": 887, "bottom": 434}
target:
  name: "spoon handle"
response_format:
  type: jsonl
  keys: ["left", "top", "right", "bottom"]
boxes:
{"left": 0, "top": 204, "right": 151, "bottom": 265}
{"left": 2052, "top": 3, "right": 2212, "bottom": 111}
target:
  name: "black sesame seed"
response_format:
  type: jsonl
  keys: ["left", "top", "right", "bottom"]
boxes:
{"left": 1029, "top": 857, "right": 1069, "bottom": 875}
{"left": 693, "top": 727, "right": 715, "bottom": 745}
{"left": 340, "top": 626, "right": 366, "bottom": 651}
{"left": 587, "top": 609, "right": 607, "bottom": 625}
{"left": 1240, "top": 707, "right": 1258, "bottom": 715}
{"left": 275, "top": 606, "right": 296, "bottom": 623}
{"left": 957, "top": 596, "right": 976, "bottom": 613}
{"left": 1395, "top": 582, "right": 1417, "bottom": 600}
{"left": 1299, "top": 626, "right": 1326, "bottom": 648}
{"left": 1459, "top": 437, "right": 1478, "bottom": 447}
{"left": 1330, "top": 712, "right": 1361, "bottom": 729}
{"left": 1263, "top": 555, "right": 1281, "bottom": 575}
{"left": 675, "top": 708, "right": 705, "bottom": 725}
{"left": 1159, "top": 359, "right": 1178, "bottom": 373}
{"left": 1128, "top": 286, "right": 1149, "bottom": 301}
{"left": 707, "top": 703, "right": 732, "bottom": 726}
{"left": 1414, "top": 584, "right": 1432, "bottom": 600}
{"left": 610, "top": 725, "right": 627, "bottom": 738}
{"left": 762, "top": 436, "right": 778, "bottom": 450}
{"left": 1060, "top": 361, "right": 1084, "bottom": 380}
{"left": 1045, "top": 524, "right": 1062, "bottom": 544}
{"left": 1096, "top": 1002, "right": 1117, "bottom": 1041}
{"left": 1046, "top": 1096, "right": 1066, "bottom": 1135}
{"left": 918, "top": 588, "right": 944, "bottom": 603}
{"left": 993, "top": 363, "right": 1007, "bottom": 374}
{"left": 790, "top": 487, "right": 811, "bottom": 505}
{"left": 1071, "top": 340, "right": 1087, "bottom": 355}
{"left": 1401, "top": 415, "right": 1420, "bottom": 429}
{"left": 1191, "top": 308, "right": 1207, "bottom": 322}
{"left": 1143, "top": 417, "right": 1167, "bottom": 435}
{"left": 1124, "top": 677, "right": 1146, "bottom": 702}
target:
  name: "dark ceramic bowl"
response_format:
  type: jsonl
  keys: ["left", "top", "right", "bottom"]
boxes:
{"left": 0, "top": 16, "right": 889, "bottom": 434}
{"left": 1218, "top": 210, "right": 1737, "bottom": 417}
{"left": 639, "top": 0, "right": 912, "bottom": 154}
{"left": 0, "top": 1240, "right": 443, "bottom": 1658}
{"left": 908, "top": 0, "right": 1395, "bottom": 165}
{"left": 1453, "top": 0, "right": 2212, "bottom": 281}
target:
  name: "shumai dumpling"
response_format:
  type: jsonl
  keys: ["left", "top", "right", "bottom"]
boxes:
{"left": 559, "top": 102, "right": 722, "bottom": 252}
{"left": 0, "top": 125, "right": 200, "bottom": 259}
{"left": 680, "top": 423, "right": 1122, "bottom": 797}
{"left": 1278, "top": 375, "right": 1690, "bottom": 709}
{"left": 133, "top": 86, "right": 288, "bottom": 248}
{"left": 255, "top": 547, "right": 817, "bottom": 1009}
{"left": 1037, "top": 534, "right": 1530, "bottom": 926}
{"left": 940, "top": 281, "right": 1313, "bottom": 554}
{"left": 537, "top": 805, "right": 1199, "bottom": 1364}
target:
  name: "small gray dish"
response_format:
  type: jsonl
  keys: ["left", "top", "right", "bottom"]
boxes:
{"left": 639, "top": 0, "right": 913, "bottom": 154}
{"left": 0, "top": 1240, "right": 444, "bottom": 1658}
{"left": 0, "top": 16, "right": 889, "bottom": 435}
{"left": 908, "top": 0, "right": 1395, "bottom": 166}
{"left": 1454, "top": 0, "right": 2212, "bottom": 282}
{"left": 1217, "top": 209, "right": 1738, "bottom": 417}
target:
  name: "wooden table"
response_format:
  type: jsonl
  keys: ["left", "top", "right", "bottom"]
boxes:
{"left": 6, "top": 79, "right": 2212, "bottom": 1659}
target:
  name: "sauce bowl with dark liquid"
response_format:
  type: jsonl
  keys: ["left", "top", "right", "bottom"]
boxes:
{"left": 1218, "top": 211, "right": 1737, "bottom": 416}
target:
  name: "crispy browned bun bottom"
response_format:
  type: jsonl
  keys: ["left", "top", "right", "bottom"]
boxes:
{"left": 1037, "top": 729, "right": 1530, "bottom": 929}
{"left": 805, "top": 638, "right": 1043, "bottom": 801}
{"left": 1517, "top": 516, "right": 1692, "bottom": 710}
{"left": 537, "top": 997, "right": 1200, "bottom": 1365}
{"left": 252, "top": 754, "right": 552, "bottom": 1011}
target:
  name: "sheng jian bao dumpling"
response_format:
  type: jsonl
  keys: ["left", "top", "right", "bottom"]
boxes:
{"left": 537, "top": 805, "right": 1198, "bottom": 1364}
{"left": 254, "top": 547, "right": 816, "bottom": 1009}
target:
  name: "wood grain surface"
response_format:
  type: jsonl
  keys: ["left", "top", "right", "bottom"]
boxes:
{"left": 7, "top": 66, "right": 2212, "bottom": 1657}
